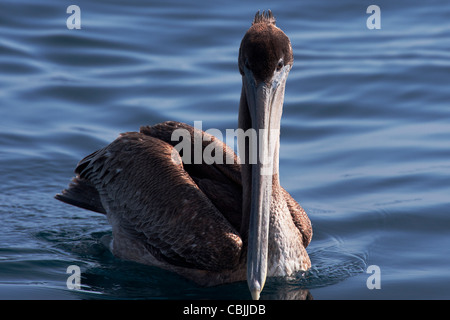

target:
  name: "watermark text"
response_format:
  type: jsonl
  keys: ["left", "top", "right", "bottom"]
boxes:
{"left": 66, "top": 5, "right": 81, "bottom": 30}
{"left": 366, "top": 5, "right": 381, "bottom": 30}
{"left": 366, "top": 265, "right": 381, "bottom": 289}
{"left": 66, "top": 265, "right": 81, "bottom": 290}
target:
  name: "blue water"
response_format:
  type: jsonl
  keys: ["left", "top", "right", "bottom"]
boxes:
{"left": 1, "top": 0, "right": 450, "bottom": 300}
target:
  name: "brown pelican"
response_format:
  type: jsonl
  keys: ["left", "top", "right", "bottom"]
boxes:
{"left": 56, "top": 10, "right": 312, "bottom": 300}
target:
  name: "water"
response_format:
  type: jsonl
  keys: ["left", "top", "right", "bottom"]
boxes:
{"left": 1, "top": 0, "right": 450, "bottom": 300}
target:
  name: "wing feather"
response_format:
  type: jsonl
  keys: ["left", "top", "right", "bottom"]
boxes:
{"left": 281, "top": 188, "right": 312, "bottom": 248}
{"left": 75, "top": 131, "right": 243, "bottom": 271}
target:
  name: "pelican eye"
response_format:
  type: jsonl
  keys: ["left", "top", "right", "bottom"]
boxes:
{"left": 276, "top": 59, "right": 284, "bottom": 72}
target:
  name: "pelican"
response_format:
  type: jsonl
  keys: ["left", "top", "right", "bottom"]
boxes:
{"left": 56, "top": 10, "right": 312, "bottom": 300}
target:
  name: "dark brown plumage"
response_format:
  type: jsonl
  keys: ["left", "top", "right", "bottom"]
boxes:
{"left": 56, "top": 11, "right": 312, "bottom": 299}
{"left": 239, "top": 11, "right": 293, "bottom": 83}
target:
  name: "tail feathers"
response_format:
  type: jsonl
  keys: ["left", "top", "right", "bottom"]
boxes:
{"left": 55, "top": 177, "right": 106, "bottom": 214}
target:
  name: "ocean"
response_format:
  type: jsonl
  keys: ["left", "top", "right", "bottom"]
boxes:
{"left": 1, "top": 0, "right": 450, "bottom": 299}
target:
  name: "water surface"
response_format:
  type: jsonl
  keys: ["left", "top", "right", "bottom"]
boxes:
{"left": 1, "top": 0, "right": 450, "bottom": 299}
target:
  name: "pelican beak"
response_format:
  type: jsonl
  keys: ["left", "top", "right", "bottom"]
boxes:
{"left": 241, "top": 64, "right": 290, "bottom": 300}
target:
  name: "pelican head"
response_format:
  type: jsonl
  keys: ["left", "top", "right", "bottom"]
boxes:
{"left": 237, "top": 10, "right": 294, "bottom": 300}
